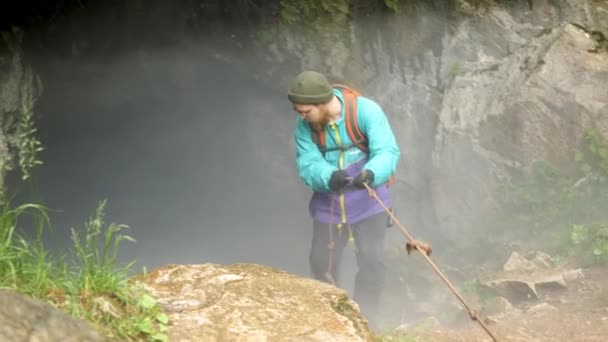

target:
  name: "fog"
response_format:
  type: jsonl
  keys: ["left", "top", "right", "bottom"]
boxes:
{"left": 8, "top": 35, "right": 325, "bottom": 274}
{"left": 2, "top": 0, "right": 536, "bottom": 324}
{"left": 3, "top": 0, "right": 456, "bottom": 308}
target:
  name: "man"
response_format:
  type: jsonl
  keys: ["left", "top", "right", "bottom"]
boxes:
{"left": 288, "top": 70, "right": 400, "bottom": 329}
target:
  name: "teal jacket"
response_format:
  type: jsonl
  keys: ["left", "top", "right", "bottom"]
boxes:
{"left": 294, "top": 88, "right": 400, "bottom": 193}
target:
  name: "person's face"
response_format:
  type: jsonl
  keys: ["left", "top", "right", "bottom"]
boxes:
{"left": 293, "top": 103, "right": 329, "bottom": 125}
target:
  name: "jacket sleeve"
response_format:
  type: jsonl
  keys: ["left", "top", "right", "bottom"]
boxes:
{"left": 358, "top": 97, "right": 401, "bottom": 186}
{"left": 294, "top": 117, "right": 337, "bottom": 192}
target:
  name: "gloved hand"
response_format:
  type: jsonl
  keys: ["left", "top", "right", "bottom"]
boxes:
{"left": 329, "top": 170, "right": 349, "bottom": 192}
{"left": 353, "top": 169, "right": 374, "bottom": 189}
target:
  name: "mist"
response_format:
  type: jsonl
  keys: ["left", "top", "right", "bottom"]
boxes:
{"left": 4, "top": 1, "right": 607, "bottom": 337}
{"left": 0, "top": 0, "right": 516, "bottom": 306}
{"left": 6, "top": 30, "right": 325, "bottom": 279}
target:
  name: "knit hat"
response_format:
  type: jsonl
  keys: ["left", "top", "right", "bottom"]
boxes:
{"left": 287, "top": 71, "right": 334, "bottom": 104}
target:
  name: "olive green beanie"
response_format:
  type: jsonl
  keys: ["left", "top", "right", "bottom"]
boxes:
{"left": 287, "top": 70, "right": 334, "bottom": 104}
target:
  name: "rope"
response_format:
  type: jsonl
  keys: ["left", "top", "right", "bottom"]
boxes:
{"left": 324, "top": 192, "right": 337, "bottom": 286}
{"left": 361, "top": 182, "right": 499, "bottom": 342}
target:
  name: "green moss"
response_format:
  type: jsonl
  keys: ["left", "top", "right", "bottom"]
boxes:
{"left": 278, "top": 0, "right": 350, "bottom": 25}
{"left": 383, "top": 0, "right": 401, "bottom": 13}
{"left": 374, "top": 320, "right": 435, "bottom": 341}
{"left": 326, "top": 293, "right": 372, "bottom": 339}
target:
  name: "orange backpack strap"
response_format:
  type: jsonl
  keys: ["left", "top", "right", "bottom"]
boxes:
{"left": 335, "top": 84, "right": 396, "bottom": 188}
{"left": 311, "top": 127, "right": 326, "bottom": 153}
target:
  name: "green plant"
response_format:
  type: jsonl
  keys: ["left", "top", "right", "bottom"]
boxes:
{"left": 0, "top": 199, "right": 53, "bottom": 295}
{"left": 567, "top": 223, "right": 608, "bottom": 264}
{"left": 254, "top": 28, "right": 274, "bottom": 45}
{"left": 278, "top": 0, "right": 350, "bottom": 25}
{"left": 375, "top": 320, "right": 434, "bottom": 341}
{"left": 0, "top": 198, "right": 170, "bottom": 341}
{"left": 279, "top": 0, "right": 319, "bottom": 24}
{"left": 576, "top": 128, "right": 608, "bottom": 180}
{"left": 448, "top": 63, "right": 462, "bottom": 79}
{"left": 69, "top": 199, "right": 135, "bottom": 294}
{"left": 66, "top": 200, "right": 169, "bottom": 341}
{"left": 16, "top": 74, "right": 45, "bottom": 181}
{"left": 459, "top": 278, "right": 479, "bottom": 298}
{"left": 496, "top": 128, "right": 608, "bottom": 262}
{"left": 570, "top": 224, "right": 590, "bottom": 245}
{"left": 383, "top": 0, "right": 401, "bottom": 13}
{"left": 592, "top": 238, "right": 608, "bottom": 263}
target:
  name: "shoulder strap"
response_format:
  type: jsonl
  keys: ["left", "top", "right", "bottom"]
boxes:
{"left": 333, "top": 84, "right": 368, "bottom": 153}
{"left": 311, "top": 127, "right": 326, "bottom": 153}
{"left": 308, "top": 84, "right": 368, "bottom": 154}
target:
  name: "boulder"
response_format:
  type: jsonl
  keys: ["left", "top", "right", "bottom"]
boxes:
{"left": 133, "top": 263, "right": 375, "bottom": 342}
{"left": 504, "top": 252, "right": 540, "bottom": 272}
{"left": 526, "top": 302, "right": 558, "bottom": 315}
{"left": 0, "top": 289, "right": 106, "bottom": 342}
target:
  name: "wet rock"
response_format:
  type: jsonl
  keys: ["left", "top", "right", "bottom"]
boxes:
{"left": 503, "top": 251, "right": 556, "bottom": 272}
{"left": 480, "top": 278, "right": 540, "bottom": 303}
{"left": 479, "top": 266, "right": 578, "bottom": 303}
{"left": 504, "top": 252, "right": 539, "bottom": 272}
{"left": 561, "top": 268, "right": 583, "bottom": 281}
{"left": 480, "top": 251, "right": 586, "bottom": 303}
{"left": 482, "top": 296, "right": 513, "bottom": 317}
{"left": 534, "top": 272, "right": 567, "bottom": 290}
{"left": 133, "top": 263, "right": 374, "bottom": 342}
{"left": 531, "top": 251, "right": 554, "bottom": 269}
{"left": 0, "top": 289, "right": 106, "bottom": 342}
{"left": 526, "top": 302, "right": 558, "bottom": 315}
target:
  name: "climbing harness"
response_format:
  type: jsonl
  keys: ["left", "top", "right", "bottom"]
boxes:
{"left": 358, "top": 180, "right": 499, "bottom": 342}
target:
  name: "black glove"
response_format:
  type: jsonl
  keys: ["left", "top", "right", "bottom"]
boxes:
{"left": 329, "top": 170, "right": 349, "bottom": 192}
{"left": 353, "top": 170, "right": 374, "bottom": 189}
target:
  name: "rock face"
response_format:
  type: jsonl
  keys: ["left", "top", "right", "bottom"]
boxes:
{"left": 0, "top": 289, "right": 106, "bottom": 342}
{"left": 433, "top": 17, "right": 608, "bottom": 243}
{"left": 133, "top": 263, "right": 374, "bottom": 342}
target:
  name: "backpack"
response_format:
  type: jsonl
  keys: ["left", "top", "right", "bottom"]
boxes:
{"left": 310, "top": 84, "right": 396, "bottom": 187}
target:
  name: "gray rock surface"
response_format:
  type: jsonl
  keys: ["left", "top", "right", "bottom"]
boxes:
{"left": 434, "top": 18, "right": 608, "bottom": 243}
{"left": 0, "top": 289, "right": 106, "bottom": 342}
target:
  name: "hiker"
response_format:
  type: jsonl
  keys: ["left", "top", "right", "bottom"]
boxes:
{"left": 287, "top": 70, "right": 400, "bottom": 329}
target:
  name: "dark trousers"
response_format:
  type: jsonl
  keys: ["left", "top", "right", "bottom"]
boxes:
{"left": 309, "top": 212, "right": 388, "bottom": 327}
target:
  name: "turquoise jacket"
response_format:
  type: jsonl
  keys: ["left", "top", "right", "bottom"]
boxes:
{"left": 294, "top": 88, "right": 401, "bottom": 224}
{"left": 294, "top": 88, "right": 400, "bottom": 191}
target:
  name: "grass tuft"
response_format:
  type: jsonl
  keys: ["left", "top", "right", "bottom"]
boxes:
{"left": 0, "top": 197, "right": 169, "bottom": 341}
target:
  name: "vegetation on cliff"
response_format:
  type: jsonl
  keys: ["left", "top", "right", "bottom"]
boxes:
{"left": 0, "top": 199, "right": 169, "bottom": 341}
